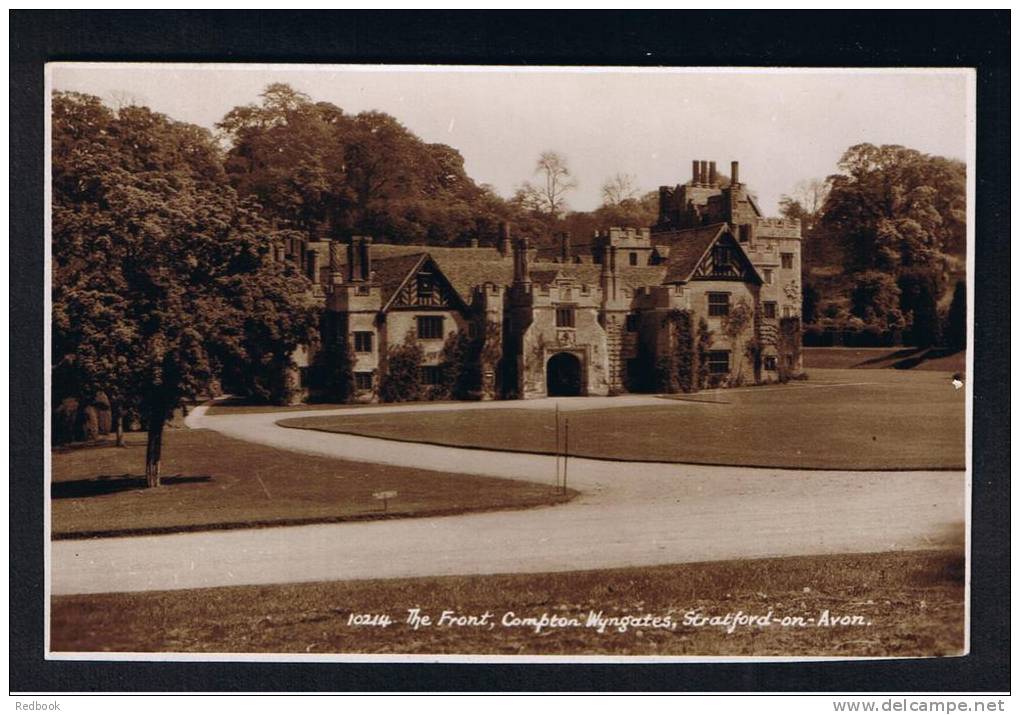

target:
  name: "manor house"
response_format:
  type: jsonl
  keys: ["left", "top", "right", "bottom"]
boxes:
{"left": 289, "top": 160, "right": 803, "bottom": 400}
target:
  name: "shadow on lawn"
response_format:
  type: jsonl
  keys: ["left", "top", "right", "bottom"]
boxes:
{"left": 852, "top": 347, "right": 922, "bottom": 367}
{"left": 889, "top": 347, "right": 964, "bottom": 370}
{"left": 52, "top": 474, "right": 212, "bottom": 499}
{"left": 850, "top": 347, "right": 964, "bottom": 370}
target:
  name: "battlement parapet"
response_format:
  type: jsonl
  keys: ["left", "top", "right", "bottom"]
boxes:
{"left": 756, "top": 217, "right": 802, "bottom": 240}
{"left": 759, "top": 217, "right": 801, "bottom": 228}
{"left": 594, "top": 227, "right": 652, "bottom": 241}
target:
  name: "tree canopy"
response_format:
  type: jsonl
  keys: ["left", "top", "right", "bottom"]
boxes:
{"left": 821, "top": 143, "right": 965, "bottom": 271}
{"left": 52, "top": 90, "right": 319, "bottom": 484}
{"left": 217, "top": 83, "right": 521, "bottom": 247}
{"left": 798, "top": 144, "right": 965, "bottom": 344}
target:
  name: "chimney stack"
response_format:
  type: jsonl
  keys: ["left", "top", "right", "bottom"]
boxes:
{"left": 499, "top": 221, "right": 512, "bottom": 256}
{"left": 348, "top": 236, "right": 372, "bottom": 282}
{"left": 731, "top": 161, "right": 740, "bottom": 186}
{"left": 513, "top": 237, "right": 531, "bottom": 286}
{"left": 691, "top": 160, "right": 699, "bottom": 185}
{"left": 699, "top": 160, "right": 709, "bottom": 187}
{"left": 359, "top": 236, "right": 372, "bottom": 281}
{"left": 709, "top": 161, "right": 718, "bottom": 186}
{"left": 328, "top": 240, "right": 343, "bottom": 284}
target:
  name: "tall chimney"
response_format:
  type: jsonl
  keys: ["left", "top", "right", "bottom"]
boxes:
{"left": 699, "top": 160, "right": 709, "bottom": 187}
{"left": 559, "top": 232, "right": 572, "bottom": 262}
{"left": 691, "top": 160, "right": 699, "bottom": 185}
{"left": 347, "top": 238, "right": 361, "bottom": 282}
{"left": 499, "top": 221, "right": 512, "bottom": 256}
{"left": 513, "top": 237, "right": 531, "bottom": 286}
{"left": 329, "top": 240, "right": 343, "bottom": 284}
{"left": 359, "top": 236, "right": 372, "bottom": 281}
{"left": 731, "top": 161, "right": 740, "bottom": 186}
{"left": 709, "top": 161, "right": 718, "bottom": 186}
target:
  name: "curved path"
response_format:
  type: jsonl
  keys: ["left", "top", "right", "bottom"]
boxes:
{"left": 51, "top": 397, "right": 966, "bottom": 595}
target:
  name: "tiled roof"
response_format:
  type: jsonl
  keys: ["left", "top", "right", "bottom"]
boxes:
{"left": 313, "top": 231, "right": 756, "bottom": 304}
{"left": 313, "top": 243, "right": 514, "bottom": 303}
{"left": 430, "top": 254, "right": 515, "bottom": 300}
{"left": 312, "top": 242, "right": 507, "bottom": 265}
{"left": 617, "top": 265, "right": 669, "bottom": 290}
{"left": 531, "top": 261, "right": 603, "bottom": 287}
{"left": 369, "top": 252, "right": 430, "bottom": 308}
{"left": 658, "top": 223, "right": 730, "bottom": 284}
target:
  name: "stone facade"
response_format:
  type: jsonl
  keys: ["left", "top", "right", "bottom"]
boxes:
{"left": 292, "top": 159, "right": 802, "bottom": 403}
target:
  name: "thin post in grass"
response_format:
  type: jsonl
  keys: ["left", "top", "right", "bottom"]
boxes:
{"left": 554, "top": 402, "right": 561, "bottom": 491}
{"left": 562, "top": 418, "right": 569, "bottom": 496}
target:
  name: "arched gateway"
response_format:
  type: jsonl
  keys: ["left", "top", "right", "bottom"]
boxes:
{"left": 546, "top": 352, "right": 583, "bottom": 397}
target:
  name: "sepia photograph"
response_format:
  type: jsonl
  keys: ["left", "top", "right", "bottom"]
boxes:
{"left": 44, "top": 62, "right": 973, "bottom": 662}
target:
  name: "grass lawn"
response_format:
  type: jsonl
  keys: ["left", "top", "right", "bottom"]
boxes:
{"left": 50, "top": 549, "right": 965, "bottom": 657}
{"left": 51, "top": 429, "right": 573, "bottom": 539}
{"left": 281, "top": 369, "right": 965, "bottom": 470}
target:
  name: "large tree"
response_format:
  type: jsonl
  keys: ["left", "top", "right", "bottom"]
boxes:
{"left": 218, "top": 83, "right": 521, "bottom": 246}
{"left": 52, "top": 91, "right": 318, "bottom": 486}
{"left": 821, "top": 144, "right": 965, "bottom": 272}
{"left": 815, "top": 144, "right": 965, "bottom": 341}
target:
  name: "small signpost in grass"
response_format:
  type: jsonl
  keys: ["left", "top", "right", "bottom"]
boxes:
{"left": 373, "top": 490, "right": 397, "bottom": 512}
{"left": 553, "top": 404, "right": 569, "bottom": 497}
{"left": 562, "top": 418, "right": 569, "bottom": 496}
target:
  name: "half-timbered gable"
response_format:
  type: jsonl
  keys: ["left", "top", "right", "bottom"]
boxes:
{"left": 660, "top": 223, "right": 761, "bottom": 286}
{"left": 691, "top": 231, "right": 761, "bottom": 284}
{"left": 378, "top": 254, "right": 468, "bottom": 313}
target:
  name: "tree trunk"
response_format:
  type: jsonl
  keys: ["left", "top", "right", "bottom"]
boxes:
{"left": 111, "top": 400, "right": 125, "bottom": 447}
{"left": 144, "top": 404, "right": 165, "bottom": 488}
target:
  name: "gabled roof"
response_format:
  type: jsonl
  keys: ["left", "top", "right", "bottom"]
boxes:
{"left": 371, "top": 252, "right": 431, "bottom": 310}
{"left": 659, "top": 223, "right": 761, "bottom": 285}
{"left": 375, "top": 252, "right": 473, "bottom": 313}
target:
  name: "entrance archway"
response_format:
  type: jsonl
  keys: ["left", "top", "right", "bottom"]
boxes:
{"left": 546, "top": 352, "right": 583, "bottom": 397}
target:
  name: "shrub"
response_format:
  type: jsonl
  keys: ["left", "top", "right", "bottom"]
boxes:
{"left": 696, "top": 318, "right": 713, "bottom": 390}
{"left": 777, "top": 316, "right": 802, "bottom": 382}
{"left": 310, "top": 320, "right": 356, "bottom": 404}
{"left": 654, "top": 353, "right": 678, "bottom": 393}
{"left": 378, "top": 332, "right": 424, "bottom": 403}
{"left": 654, "top": 310, "right": 698, "bottom": 393}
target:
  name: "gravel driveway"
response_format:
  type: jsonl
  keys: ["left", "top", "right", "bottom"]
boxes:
{"left": 50, "top": 399, "right": 966, "bottom": 595}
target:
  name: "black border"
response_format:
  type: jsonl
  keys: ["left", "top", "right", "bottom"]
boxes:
{"left": 10, "top": 10, "right": 1010, "bottom": 693}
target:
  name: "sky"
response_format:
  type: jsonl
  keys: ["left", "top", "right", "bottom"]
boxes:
{"left": 50, "top": 64, "right": 972, "bottom": 215}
